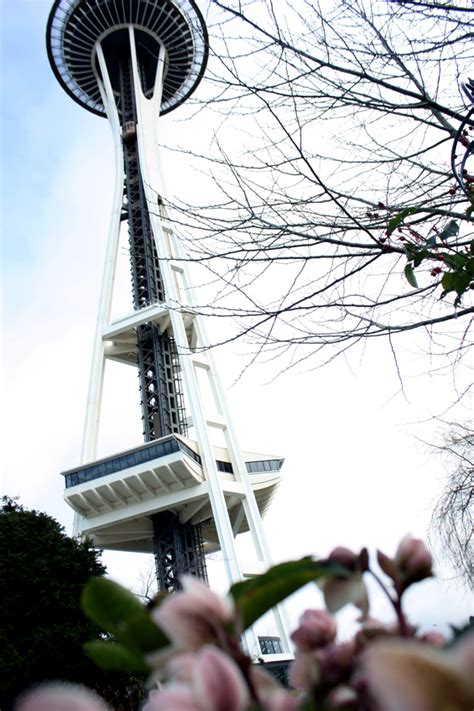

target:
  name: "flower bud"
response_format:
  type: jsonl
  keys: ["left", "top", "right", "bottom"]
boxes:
{"left": 291, "top": 609, "right": 337, "bottom": 651}
{"left": 163, "top": 652, "right": 197, "bottom": 682}
{"left": 288, "top": 652, "right": 320, "bottom": 691}
{"left": 194, "top": 645, "right": 249, "bottom": 711}
{"left": 144, "top": 685, "right": 200, "bottom": 711}
{"left": 328, "top": 547, "right": 359, "bottom": 571}
{"left": 261, "top": 689, "right": 301, "bottom": 711}
{"left": 394, "top": 536, "right": 432, "bottom": 592}
{"left": 319, "top": 641, "right": 356, "bottom": 687}
{"left": 152, "top": 576, "right": 234, "bottom": 651}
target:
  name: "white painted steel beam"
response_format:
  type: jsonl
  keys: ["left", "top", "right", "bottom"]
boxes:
{"left": 180, "top": 497, "right": 208, "bottom": 524}
{"left": 79, "top": 482, "right": 211, "bottom": 534}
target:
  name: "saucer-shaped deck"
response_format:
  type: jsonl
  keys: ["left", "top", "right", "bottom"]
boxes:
{"left": 46, "top": 0, "right": 208, "bottom": 116}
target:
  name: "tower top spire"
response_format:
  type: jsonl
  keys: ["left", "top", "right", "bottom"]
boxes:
{"left": 46, "top": 0, "right": 208, "bottom": 116}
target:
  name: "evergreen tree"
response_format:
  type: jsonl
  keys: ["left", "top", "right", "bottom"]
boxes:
{"left": 0, "top": 497, "right": 143, "bottom": 709}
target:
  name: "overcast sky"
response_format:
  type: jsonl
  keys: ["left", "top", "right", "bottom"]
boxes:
{"left": 1, "top": 0, "right": 471, "bottom": 638}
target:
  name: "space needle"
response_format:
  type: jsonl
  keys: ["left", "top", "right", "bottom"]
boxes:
{"left": 46, "top": 0, "right": 291, "bottom": 659}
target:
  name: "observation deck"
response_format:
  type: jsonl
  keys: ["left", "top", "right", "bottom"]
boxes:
{"left": 61, "top": 435, "right": 283, "bottom": 553}
{"left": 46, "top": 0, "right": 208, "bottom": 115}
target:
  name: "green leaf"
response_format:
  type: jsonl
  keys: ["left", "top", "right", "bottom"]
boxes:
{"left": 230, "top": 558, "right": 347, "bottom": 631}
{"left": 82, "top": 578, "right": 169, "bottom": 654}
{"left": 466, "top": 258, "right": 474, "bottom": 276}
{"left": 441, "top": 271, "right": 456, "bottom": 294}
{"left": 404, "top": 263, "right": 418, "bottom": 288}
{"left": 426, "top": 235, "right": 436, "bottom": 248}
{"left": 452, "top": 272, "right": 471, "bottom": 297}
{"left": 439, "top": 220, "right": 459, "bottom": 241}
{"left": 412, "top": 249, "right": 428, "bottom": 269}
{"left": 449, "top": 253, "right": 467, "bottom": 269}
{"left": 84, "top": 640, "right": 149, "bottom": 673}
{"left": 386, "top": 208, "right": 417, "bottom": 236}
{"left": 441, "top": 271, "right": 470, "bottom": 298}
{"left": 439, "top": 252, "right": 467, "bottom": 270}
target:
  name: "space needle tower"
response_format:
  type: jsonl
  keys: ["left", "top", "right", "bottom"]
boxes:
{"left": 46, "top": 0, "right": 291, "bottom": 657}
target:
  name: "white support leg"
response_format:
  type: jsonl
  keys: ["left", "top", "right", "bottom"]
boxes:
{"left": 170, "top": 257, "right": 293, "bottom": 652}
{"left": 80, "top": 43, "right": 124, "bottom": 465}
{"left": 73, "top": 45, "right": 125, "bottom": 538}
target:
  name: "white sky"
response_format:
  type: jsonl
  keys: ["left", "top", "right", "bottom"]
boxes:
{"left": 1, "top": 0, "right": 472, "bottom": 640}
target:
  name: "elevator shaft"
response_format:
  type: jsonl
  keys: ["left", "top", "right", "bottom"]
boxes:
{"left": 119, "top": 54, "right": 188, "bottom": 442}
{"left": 152, "top": 511, "right": 209, "bottom": 592}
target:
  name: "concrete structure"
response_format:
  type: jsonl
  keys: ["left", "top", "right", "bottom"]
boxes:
{"left": 46, "top": 0, "right": 291, "bottom": 658}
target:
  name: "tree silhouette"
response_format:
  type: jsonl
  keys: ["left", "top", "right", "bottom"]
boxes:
{"left": 0, "top": 498, "right": 143, "bottom": 709}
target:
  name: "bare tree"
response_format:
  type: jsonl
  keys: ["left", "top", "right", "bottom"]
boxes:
{"left": 134, "top": 562, "right": 158, "bottom": 605}
{"left": 165, "top": 0, "right": 473, "bottom": 373}
{"left": 430, "top": 422, "right": 473, "bottom": 587}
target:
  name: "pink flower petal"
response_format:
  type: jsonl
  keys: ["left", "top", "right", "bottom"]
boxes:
{"left": 288, "top": 653, "right": 320, "bottom": 691}
{"left": 163, "top": 651, "right": 197, "bottom": 682}
{"left": 394, "top": 535, "right": 432, "bottom": 591}
{"left": 182, "top": 576, "right": 234, "bottom": 620}
{"left": 261, "top": 688, "right": 301, "bottom": 711}
{"left": 153, "top": 577, "right": 233, "bottom": 651}
{"left": 362, "top": 636, "right": 474, "bottom": 711}
{"left": 291, "top": 609, "right": 337, "bottom": 651}
{"left": 15, "top": 683, "right": 109, "bottom": 711}
{"left": 143, "top": 684, "right": 201, "bottom": 711}
{"left": 193, "top": 645, "right": 250, "bottom": 711}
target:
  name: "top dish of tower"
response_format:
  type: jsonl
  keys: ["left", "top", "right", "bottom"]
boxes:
{"left": 46, "top": 0, "right": 209, "bottom": 116}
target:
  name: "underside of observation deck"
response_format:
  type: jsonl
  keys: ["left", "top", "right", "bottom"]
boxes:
{"left": 46, "top": 0, "right": 208, "bottom": 115}
{"left": 62, "top": 436, "right": 283, "bottom": 555}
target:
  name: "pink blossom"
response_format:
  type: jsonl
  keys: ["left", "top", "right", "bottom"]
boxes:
{"left": 194, "top": 645, "right": 250, "bottom": 711}
{"left": 14, "top": 683, "right": 109, "bottom": 711}
{"left": 362, "top": 634, "right": 474, "bottom": 711}
{"left": 144, "top": 684, "right": 201, "bottom": 711}
{"left": 394, "top": 535, "right": 432, "bottom": 592}
{"left": 145, "top": 647, "right": 250, "bottom": 711}
{"left": 288, "top": 652, "right": 320, "bottom": 690}
{"left": 291, "top": 609, "right": 337, "bottom": 651}
{"left": 328, "top": 547, "right": 359, "bottom": 570}
{"left": 152, "top": 575, "right": 234, "bottom": 650}
{"left": 319, "top": 641, "right": 356, "bottom": 687}
{"left": 146, "top": 649, "right": 196, "bottom": 687}
{"left": 261, "top": 689, "right": 301, "bottom": 711}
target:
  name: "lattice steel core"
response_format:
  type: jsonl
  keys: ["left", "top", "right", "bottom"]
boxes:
{"left": 152, "top": 511, "right": 208, "bottom": 592}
